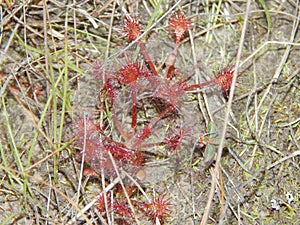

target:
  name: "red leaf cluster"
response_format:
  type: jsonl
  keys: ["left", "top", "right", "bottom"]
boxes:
{"left": 71, "top": 9, "right": 238, "bottom": 225}
{"left": 72, "top": 117, "right": 144, "bottom": 176}
{"left": 142, "top": 193, "right": 172, "bottom": 223}
{"left": 169, "top": 10, "right": 191, "bottom": 44}
{"left": 96, "top": 189, "right": 171, "bottom": 224}
{"left": 123, "top": 17, "right": 141, "bottom": 42}
{"left": 215, "top": 65, "right": 234, "bottom": 97}
{"left": 117, "top": 63, "right": 149, "bottom": 85}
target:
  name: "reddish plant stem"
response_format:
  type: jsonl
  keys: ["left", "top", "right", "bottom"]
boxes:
{"left": 138, "top": 41, "right": 158, "bottom": 76}
{"left": 112, "top": 113, "right": 130, "bottom": 143}
{"left": 184, "top": 80, "right": 215, "bottom": 91}
{"left": 131, "top": 104, "right": 176, "bottom": 147}
{"left": 131, "top": 88, "right": 137, "bottom": 133}
{"left": 166, "top": 65, "right": 175, "bottom": 79}
{"left": 104, "top": 144, "right": 134, "bottom": 159}
{"left": 165, "top": 46, "right": 178, "bottom": 79}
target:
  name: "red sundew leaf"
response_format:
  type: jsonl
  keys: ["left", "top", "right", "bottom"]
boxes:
{"left": 103, "top": 142, "right": 145, "bottom": 167}
{"left": 117, "top": 63, "right": 140, "bottom": 84}
{"left": 169, "top": 10, "right": 191, "bottom": 44}
{"left": 113, "top": 201, "right": 133, "bottom": 218}
{"left": 153, "top": 78, "right": 186, "bottom": 107}
{"left": 76, "top": 144, "right": 115, "bottom": 176}
{"left": 133, "top": 124, "right": 152, "bottom": 145}
{"left": 116, "top": 63, "right": 149, "bottom": 85}
{"left": 96, "top": 192, "right": 111, "bottom": 213}
{"left": 165, "top": 131, "right": 183, "bottom": 151}
{"left": 214, "top": 65, "right": 234, "bottom": 98}
{"left": 130, "top": 151, "right": 145, "bottom": 167}
{"left": 142, "top": 192, "right": 172, "bottom": 223}
{"left": 103, "top": 78, "right": 117, "bottom": 105}
{"left": 72, "top": 117, "right": 102, "bottom": 142}
{"left": 96, "top": 191, "right": 135, "bottom": 224}
{"left": 82, "top": 166, "right": 99, "bottom": 178}
{"left": 91, "top": 62, "right": 119, "bottom": 105}
{"left": 104, "top": 144, "right": 135, "bottom": 160}
{"left": 91, "top": 61, "right": 104, "bottom": 82}
{"left": 124, "top": 17, "right": 141, "bottom": 42}
{"left": 116, "top": 183, "right": 137, "bottom": 199}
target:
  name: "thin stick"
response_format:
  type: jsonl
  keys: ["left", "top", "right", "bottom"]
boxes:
{"left": 75, "top": 114, "right": 87, "bottom": 204}
{"left": 67, "top": 177, "right": 120, "bottom": 224}
{"left": 131, "top": 88, "right": 137, "bottom": 132}
{"left": 107, "top": 152, "right": 141, "bottom": 225}
{"left": 138, "top": 42, "right": 158, "bottom": 76}
{"left": 267, "top": 151, "right": 300, "bottom": 170}
{"left": 199, "top": 0, "right": 252, "bottom": 224}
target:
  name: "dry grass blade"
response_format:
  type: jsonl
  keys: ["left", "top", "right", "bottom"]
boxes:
{"left": 200, "top": 0, "right": 252, "bottom": 224}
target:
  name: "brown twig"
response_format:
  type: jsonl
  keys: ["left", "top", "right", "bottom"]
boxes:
{"left": 199, "top": 0, "right": 252, "bottom": 224}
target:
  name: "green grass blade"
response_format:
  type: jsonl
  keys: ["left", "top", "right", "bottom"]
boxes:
{"left": 258, "top": 0, "right": 271, "bottom": 33}
{"left": 0, "top": 139, "right": 23, "bottom": 187}
{"left": 1, "top": 97, "right": 31, "bottom": 197}
{"left": 144, "top": 0, "right": 164, "bottom": 31}
{"left": 2, "top": 97, "right": 25, "bottom": 175}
